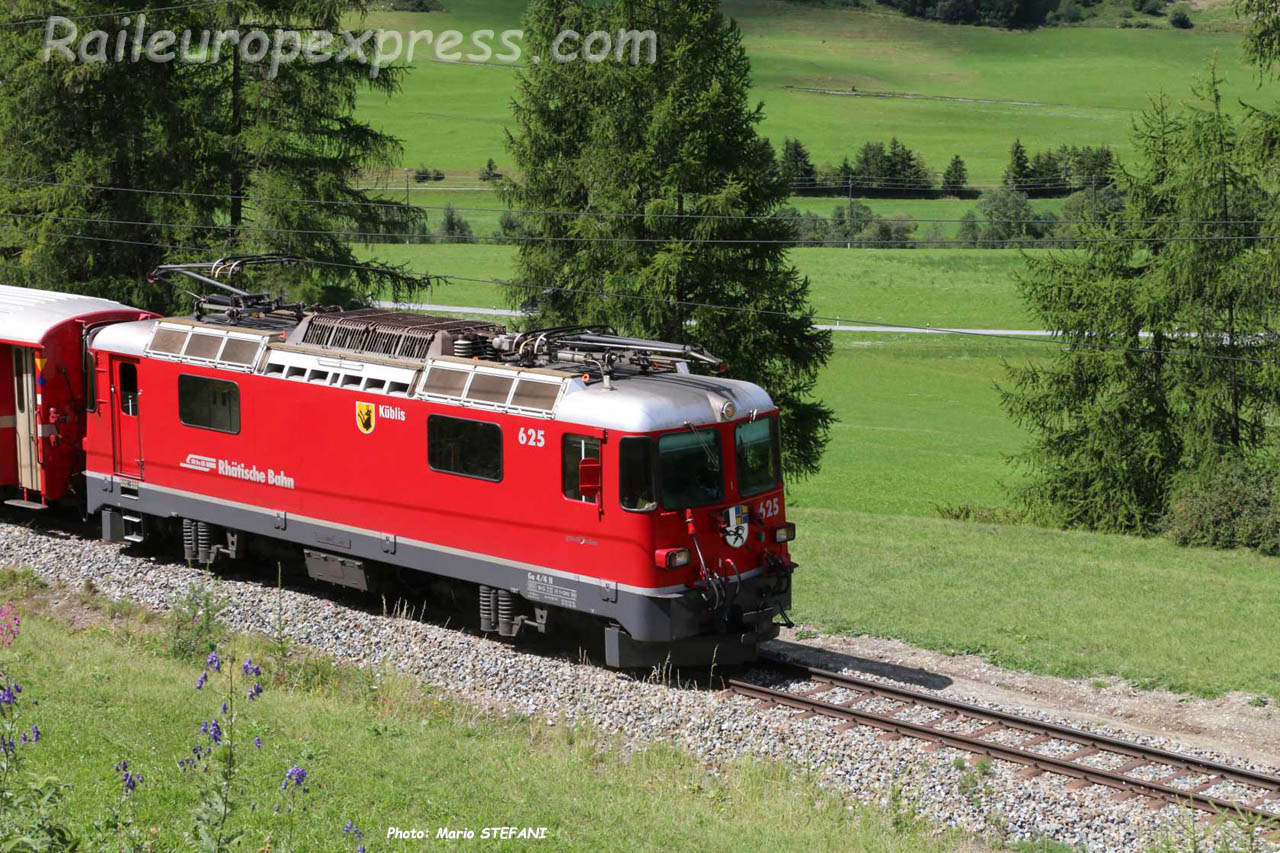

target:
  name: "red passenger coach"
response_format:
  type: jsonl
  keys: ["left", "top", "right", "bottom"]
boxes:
{"left": 38, "top": 260, "right": 795, "bottom": 666}
{"left": 0, "top": 286, "right": 150, "bottom": 507}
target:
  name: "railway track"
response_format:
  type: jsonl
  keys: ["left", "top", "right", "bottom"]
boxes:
{"left": 730, "top": 656, "right": 1280, "bottom": 826}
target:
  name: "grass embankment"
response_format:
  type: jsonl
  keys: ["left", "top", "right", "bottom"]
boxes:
{"left": 791, "top": 337, "right": 1280, "bottom": 701}
{"left": 790, "top": 509, "right": 1280, "bottom": 700}
{"left": 0, "top": 572, "right": 959, "bottom": 850}
{"left": 353, "top": 0, "right": 1253, "bottom": 175}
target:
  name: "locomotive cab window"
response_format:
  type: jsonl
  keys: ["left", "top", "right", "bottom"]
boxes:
{"left": 735, "top": 416, "right": 781, "bottom": 497}
{"left": 428, "top": 415, "right": 502, "bottom": 482}
{"left": 658, "top": 428, "right": 723, "bottom": 510}
{"left": 562, "top": 434, "right": 601, "bottom": 501}
{"left": 178, "top": 374, "right": 240, "bottom": 433}
{"left": 619, "top": 437, "right": 657, "bottom": 512}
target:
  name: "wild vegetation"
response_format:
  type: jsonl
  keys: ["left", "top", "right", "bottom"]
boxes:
{"left": 0, "top": 573, "right": 961, "bottom": 849}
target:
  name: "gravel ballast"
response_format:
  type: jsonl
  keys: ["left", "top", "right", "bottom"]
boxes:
{"left": 3, "top": 520, "right": 1275, "bottom": 852}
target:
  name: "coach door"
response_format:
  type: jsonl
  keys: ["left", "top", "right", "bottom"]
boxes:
{"left": 12, "top": 348, "right": 38, "bottom": 491}
{"left": 111, "top": 358, "right": 143, "bottom": 480}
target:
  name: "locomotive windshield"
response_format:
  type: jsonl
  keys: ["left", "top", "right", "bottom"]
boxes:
{"left": 735, "top": 416, "right": 781, "bottom": 497}
{"left": 658, "top": 428, "right": 724, "bottom": 509}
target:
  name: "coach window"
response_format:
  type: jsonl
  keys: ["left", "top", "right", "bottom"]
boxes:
{"left": 178, "top": 374, "right": 240, "bottom": 433}
{"left": 562, "top": 434, "right": 601, "bottom": 501}
{"left": 428, "top": 415, "right": 502, "bottom": 482}
{"left": 119, "top": 363, "right": 139, "bottom": 416}
{"left": 619, "top": 437, "right": 656, "bottom": 512}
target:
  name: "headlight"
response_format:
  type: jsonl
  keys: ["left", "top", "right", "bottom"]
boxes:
{"left": 655, "top": 547, "right": 691, "bottom": 569}
{"left": 773, "top": 523, "right": 796, "bottom": 543}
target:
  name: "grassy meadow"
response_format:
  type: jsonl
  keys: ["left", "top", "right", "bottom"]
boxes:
{"left": 367, "top": 244, "right": 1036, "bottom": 328}
{"left": 789, "top": 509, "right": 1280, "bottom": 699}
{"left": 0, "top": 574, "right": 960, "bottom": 851}
{"left": 353, "top": 0, "right": 1258, "bottom": 179}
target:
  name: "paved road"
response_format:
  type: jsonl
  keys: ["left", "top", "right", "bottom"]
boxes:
{"left": 374, "top": 301, "right": 1056, "bottom": 336}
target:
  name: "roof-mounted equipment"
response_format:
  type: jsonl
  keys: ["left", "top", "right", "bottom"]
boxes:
{"left": 147, "top": 255, "right": 307, "bottom": 328}
{"left": 491, "top": 327, "right": 725, "bottom": 377}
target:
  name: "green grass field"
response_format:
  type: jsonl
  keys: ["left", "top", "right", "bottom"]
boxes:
{"left": 789, "top": 508, "right": 1280, "bottom": 698}
{"left": 353, "top": 0, "right": 1258, "bottom": 179}
{"left": 365, "top": 244, "right": 1036, "bottom": 328}
{"left": 790, "top": 335, "right": 1034, "bottom": 515}
{"left": 0, "top": 577, "right": 958, "bottom": 850}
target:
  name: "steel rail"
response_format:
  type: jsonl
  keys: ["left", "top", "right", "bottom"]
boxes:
{"left": 729, "top": 658, "right": 1280, "bottom": 823}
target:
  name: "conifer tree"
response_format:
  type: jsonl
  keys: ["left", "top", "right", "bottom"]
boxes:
{"left": 942, "top": 156, "right": 968, "bottom": 195}
{"left": 502, "top": 0, "right": 833, "bottom": 476}
{"left": 0, "top": 0, "right": 422, "bottom": 311}
{"left": 1003, "top": 139, "right": 1032, "bottom": 192}
{"left": 1001, "top": 77, "right": 1278, "bottom": 531}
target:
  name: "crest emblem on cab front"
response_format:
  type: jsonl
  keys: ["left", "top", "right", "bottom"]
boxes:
{"left": 722, "top": 504, "right": 749, "bottom": 548}
{"left": 356, "top": 401, "right": 375, "bottom": 435}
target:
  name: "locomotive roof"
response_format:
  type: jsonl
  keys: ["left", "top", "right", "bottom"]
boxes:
{"left": 90, "top": 312, "right": 777, "bottom": 433}
{"left": 0, "top": 284, "right": 135, "bottom": 345}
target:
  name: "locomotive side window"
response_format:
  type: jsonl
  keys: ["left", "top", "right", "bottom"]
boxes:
{"left": 658, "top": 428, "right": 723, "bottom": 510}
{"left": 119, "top": 363, "right": 139, "bottom": 416}
{"left": 428, "top": 415, "right": 502, "bottom": 482}
{"left": 562, "top": 434, "right": 601, "bottom": 501}
{"left": 178, "top": 374, "right": 240, "bottom": 433}
{"left": 735, "top": 416, "right": 782, "bottom": 497}
{"left": 619, "top": 437, "right": 657, "bottom": 512}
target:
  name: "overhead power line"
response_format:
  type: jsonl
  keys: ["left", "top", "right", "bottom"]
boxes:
{"left": 3, "top": 222, "right": 1277, "bottom": 367}
{"left": 4, "top": 209, "right": 1276, "bottom": 247}
{"left": 0, "top": 0, "right": 233, "bottom": 28}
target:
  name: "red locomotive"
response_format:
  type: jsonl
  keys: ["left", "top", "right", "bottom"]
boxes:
{"left": 1, "top": 259, "right": 795, "bottom": 666}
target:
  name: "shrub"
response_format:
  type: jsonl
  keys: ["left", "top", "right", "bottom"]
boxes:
{"left": 1170, "top": 4, "right": 1193, "bottom": 26}
{"left": 169, "top": 583, "right": 228, "bottom": 661}
{"left": 389, "top": 0, "right": 442, "bottom": 11}
{"left": 435, "top": 204, "right": 476, "bottom": 243}
{"left": 478, "top": 158, "right": 502, "bottom": 182}
{"left": 1048, "top": 0, "right": 1084, "bottom": 24}
{"left": 413, "top": 165, "right": 444, "bottom": 183}
{"left": 1164, "top": 458, "right": 1280, "bottom": 553}
{"left": 935, "top": 502, "right": 1026, "bottom": 525}
{"left": 1137, "top": 0, "right": 1164, "bottom": 15}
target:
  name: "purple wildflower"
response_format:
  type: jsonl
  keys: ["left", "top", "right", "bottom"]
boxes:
{"left": 0, "top": 604, "right": 19, "bottom": 649}
{"left": 19, "top": 732, "right": 27, "bottom": 745}
{"left": 195, "top": 670, "right": 208, "bottom": 691}
{"left": 30, "top": 724, "right": 38, "bottom": 743}
{"left": 206, "top": 651, "right": 221, "bottom": 673}
{"left": 115, "top": 760, "right": 143, "bottom": 795}
{"left": 221, "top": 701, "right": 228, "bottom": 714}
{"left": 0, "top": 685, "right": 15, "bottom": 704}
{"left": 253, "top": 736, "right": 262, "bottom": 750}
{"left": 242, "top": 658, "right": 261, "bottom": 677}
{"left": 281, "top": 766, "right": 307, "bottom": 790}
{"left": 208, "top": 719, "right": 222, "bottom": 745}
{"left": 247, "top": 682, "right": 262, "bottom": 701}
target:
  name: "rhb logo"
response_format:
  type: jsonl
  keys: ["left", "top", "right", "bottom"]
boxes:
{"left": 180, "top": 453, "right": 217, "bottom": 473}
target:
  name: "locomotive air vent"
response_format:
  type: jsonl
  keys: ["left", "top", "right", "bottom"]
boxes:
{"left": 300, "top": 310, "right": 504, "bottom": 361}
